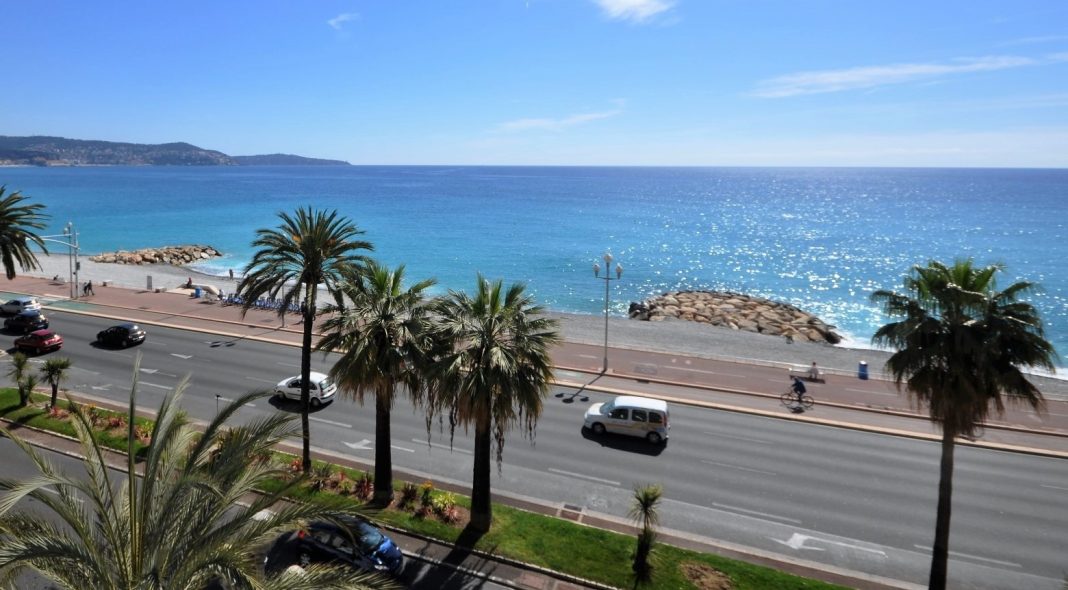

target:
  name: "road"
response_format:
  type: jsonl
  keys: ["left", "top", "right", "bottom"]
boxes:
{"left": 5, "top": 311, "right": 1068, "bottom": 589}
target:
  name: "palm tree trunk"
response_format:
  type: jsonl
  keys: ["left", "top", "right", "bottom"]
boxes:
{"left": 469, "top": 412, "right": 493, "bottom": 532}
{"left": 299, "top": 287, "right": 315, "bottom": 475}
{"left": 928, "top": 426, "right": 956, "bottom": 590}
{"left": 373, "top": 391, "right": 393, "bottom": 506}
{"left": 50, "top": 384, "right": 58, "bottom": 408}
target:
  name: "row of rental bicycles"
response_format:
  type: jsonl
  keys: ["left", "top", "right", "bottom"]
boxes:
{"left": 221, "top": 294, "right": 303, "bottom": 313}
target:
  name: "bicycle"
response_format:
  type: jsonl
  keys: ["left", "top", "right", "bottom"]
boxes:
{"left": 780, "top": 390, "right": 814, "bottom": 411}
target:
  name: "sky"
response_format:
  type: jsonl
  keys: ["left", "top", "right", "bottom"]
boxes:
{"left": 2, "top": 1, "right": 1068, "bottom": 167}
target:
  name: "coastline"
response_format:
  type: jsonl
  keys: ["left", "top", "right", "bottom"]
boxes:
{"left": 17, "top": 253, "right": 1068, "bottom": 390}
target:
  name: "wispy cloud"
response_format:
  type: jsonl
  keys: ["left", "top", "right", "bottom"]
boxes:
{"left": 998, "top": 34, "right": 1068, "bottom": 47}
{"left": 327, "top": 13, "right": 359, "bottom": 30}
{"left": 592, "top": 0, "right": 675, "bottom": 23}
{"left": 495, "top": 106, "right": 624, "bottom": 133}
{"left": 753, "top": 55, "right": 1038, "bottom": 98}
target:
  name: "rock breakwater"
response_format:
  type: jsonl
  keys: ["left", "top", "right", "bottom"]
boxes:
{"left": 629, "top": 290, "right": 841, "bottom": 344}
{"left": 89, "top": 245, "right": 222, "bottom": 266}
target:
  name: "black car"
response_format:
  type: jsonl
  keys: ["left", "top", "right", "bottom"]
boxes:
{"left": 96, "top": 323, "right": 147, "bottom": 347}
{"left": 4, "top": 310, "right": 49, "bottom": 334}
{"left": 264, "top": 517, "right": 403, "bottom": 577}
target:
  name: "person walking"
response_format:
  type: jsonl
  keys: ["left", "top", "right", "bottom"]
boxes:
{"left": 84, "top": 280, "right": 95, "bottom": 296}
{"left": 229, "top": 268, "right": 235, "bottom": 281}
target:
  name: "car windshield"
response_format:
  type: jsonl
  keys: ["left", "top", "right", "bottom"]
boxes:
{"left": 350, "top": 521, "right": 384, "bottom": 553}
{"left": 318, "top": 376, "right": 334, "bottom": 390}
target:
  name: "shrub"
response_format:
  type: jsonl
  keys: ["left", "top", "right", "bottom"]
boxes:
{"left": 439, "top": 504, "right": 462, "bottom": 525}
{"left": 310, "top": 463, "right": 334, "bottom": 492}
{"left": 398, "top": 482, "right": 419, "bottom": 509}
{"left": 419, "top": 480, "right": 434, "bottom": 508}
{"left": 431, "top": 492, "right": 456, "bottom": 516}
{"left": 353, "top": 471, "right": 374, "bottom": 500}
{"left": 46, "top": 405, "right": 69, "bottom": 420}
{"left": 106, "top": 415, "right": 127, "bottom": 430}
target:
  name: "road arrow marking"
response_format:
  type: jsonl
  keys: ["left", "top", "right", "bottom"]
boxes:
{"left": 773, "top": 533, "right": 886, "bottom": 556}
{"left": 171, "top": 353, "right": 193, "bottom": 360}
{"left": 343, "top": 439, "right": 373, "bottom": 451}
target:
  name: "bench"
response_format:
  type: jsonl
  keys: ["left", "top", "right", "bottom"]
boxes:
{"left": 788, "top": 366, "right": 825, "bottom": 383}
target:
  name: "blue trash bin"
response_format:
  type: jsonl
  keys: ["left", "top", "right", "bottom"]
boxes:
{"left": 194, "top": 287, "right": 202, "bottom": 298}
{"left": 858, "top": 361, "right": 869, "bottom": 380}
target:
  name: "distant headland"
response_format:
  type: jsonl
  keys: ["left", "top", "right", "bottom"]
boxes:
{"left": 0, "top": 135, "right": 350, "bottom": 167}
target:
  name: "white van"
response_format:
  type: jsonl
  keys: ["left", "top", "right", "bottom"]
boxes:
{"left": 274, "top": 372, "right": 337, "bottom": 407}
{"left": 584, "top": 395, "right": 670, "bottom": 444}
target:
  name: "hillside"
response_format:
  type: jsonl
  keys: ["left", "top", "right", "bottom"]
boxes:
{"left": 232, "top": 153, "right": 350, "bottom": 166}
{"left": 0, "top": 136, "right": 235, "bottom": 166}
{"left": 0, "top": 136, "right": 348, "bottom": 166}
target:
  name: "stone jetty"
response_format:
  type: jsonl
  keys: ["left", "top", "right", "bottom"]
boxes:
{"left": 629, "top": 290, "right": 841, "bottom": 344}
{"left": 89, "top": 245, "right": 222, "bottom": 266}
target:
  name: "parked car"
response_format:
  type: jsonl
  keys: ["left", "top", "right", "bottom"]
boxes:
{"left": 14, "top": 329, "right": 63, "bottom": 355}
{"left": 263, "top": 516, "right": 403, "bottom": 577}
{"left": 274, "top": 372, "right": 337, "bottom": 407}
{"left": 583, "top": 395, "right": 670, "bottom": 444}
{"left": 97, "top": 323, "right": 147, "bottom": 347}
{"left": 4, "top": 310, "right": 48, "bottom": 334}
{"left": 0, "top": 296, "right": 41, "bottom": 315}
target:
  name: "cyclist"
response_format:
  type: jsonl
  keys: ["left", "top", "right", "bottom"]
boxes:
{"left": 791, "top": 376, "right": 807, "bottom": 404}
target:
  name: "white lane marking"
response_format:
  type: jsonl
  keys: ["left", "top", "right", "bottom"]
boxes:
{"left": 252, "top": 509, "right": 274, "bottom": 521}
{"left": 216, "top": 396, "right": 255, "bottom": 407}
{"left": 713, "top": 502, "right": 801, "bottom": 525}
{"left": 704, "top": 431, "right": 771, "bottom": 444}
{"left": 701, "top": 460, "right": 777, "bottom": 476}
{"left": 140, "top": 368, "right": 157, "bottom": 374}
{"left": 40, "top": 487, "right": 84, "bottom": 504}
{"left": 845, "top": 388, "right": 896, "bottom": 397}
{"left": 413, "top": 439, "right": 473, "bottom": 455}
{"left": 276, "top": 362, "right": 301, "bottom": 368}
{"left": 1041, "top": 484, "right": 1068, "bottom": 491}
{"left": 577, "top": 354, "right": 598, "bottom": 360}
{"left": 779, "top": 533, "right": 886, "bottom": 555}
{"left": 546, "top": 468, "right": 620, "bottom": 486}
{"left": 139, "top": 382, "right": 171, "bottom": 390}
{"left": 391, "top": 444, "right": 416, "bottom": 453}
{"left": 246, "top": 376, "right": 277, "bottom": 384}
{"left": 673, "top": 366, "right": 747, "bottom": 378}
{"left": 912, "top": 545, "right": 1021, "bottom": 568}
{"left": 171, "top": 353, "right": 192, "bottom": 360}
{"left": 91, "top": 384, "right": 113, "bottom": 391}
{"left": 309, "top": 416, "right": 352, "bottom": 429}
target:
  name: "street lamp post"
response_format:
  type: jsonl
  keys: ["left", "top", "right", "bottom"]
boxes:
{"left": 41, "top": 222, "right": 80, "bottom": 300}
{"left": 592, "top": 252, "right": 622, "bottom": 374}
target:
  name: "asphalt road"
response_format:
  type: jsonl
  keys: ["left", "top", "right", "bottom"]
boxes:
{"left": 5, "top": 311, "right": 1068, "bottom": 590}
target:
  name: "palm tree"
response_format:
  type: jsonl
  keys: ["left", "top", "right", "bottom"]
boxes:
{"left": 238, "top": 207, "right": 373, "bottom": 474}
{"left": 629, "top": 484, "right": 663, "bottom": 585}
{"left": 427, "top": 275, "right": 559, "bottom": 532}
{"left": 0, "top": 186, "right": 49, "bottom": 280}
{"left": 318, "top": 261, "right": 437, "bottom": 506}
{"left": 0, "top": 356, "right": 393, "bottom": 589}
{"left": 40, "top": 357, "right": 73, "bottom": 408}
{"left": 6, "top": 352, "right": 30, "bottom": 407}
{"left": 871, "top": 259, "right": 1057, "bottom": 590}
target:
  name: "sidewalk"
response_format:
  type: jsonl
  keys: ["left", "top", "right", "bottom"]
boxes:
{"left": 3, "top": 274, "right": 1067, "bottom": 589}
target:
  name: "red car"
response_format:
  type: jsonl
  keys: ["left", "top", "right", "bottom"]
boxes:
{"left": 14, "top": 329, "right": 63, "bottom": 355}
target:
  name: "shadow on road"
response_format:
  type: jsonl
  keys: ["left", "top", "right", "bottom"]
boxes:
{"left": 580, "top": 427, "right": 666, "bottom": 456}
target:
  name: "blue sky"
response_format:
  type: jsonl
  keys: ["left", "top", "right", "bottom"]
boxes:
{"left": 2, "top": 1, "right": 1067, "bottom": 167}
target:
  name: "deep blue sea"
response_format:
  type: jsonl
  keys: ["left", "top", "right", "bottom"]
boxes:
{"left": 3, "top": 166, "right": 1067, "bottom": 364}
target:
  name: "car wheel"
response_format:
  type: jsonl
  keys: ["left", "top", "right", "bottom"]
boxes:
{"left": 646, "top": 432, "right": 663, "bottom": 445}
{"left": 310, "top": 397, "right": 322, "bottom": 408}
{"left": 591, "top": 423, "right": 606, "bottom": 435}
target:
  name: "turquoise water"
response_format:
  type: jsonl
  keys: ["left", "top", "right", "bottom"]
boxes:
{"left": 3, "top": 165, "right": 1067, "bottom": 362}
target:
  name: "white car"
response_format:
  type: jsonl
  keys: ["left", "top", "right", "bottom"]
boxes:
{"left": 274, "top": 372, "right": 337, "bottom": 407}
{"left": 584, "top": 395, "right": 670, "bottom": 444}
{"left": 0, "top": 296, "right": 41, "bottom": 315}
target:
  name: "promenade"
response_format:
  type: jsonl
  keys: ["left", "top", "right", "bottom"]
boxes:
{"left": 4, "top": 261, "right": 1068, "bottom": 589}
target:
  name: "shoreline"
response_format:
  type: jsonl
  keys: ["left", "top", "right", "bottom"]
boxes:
{"left": 18, "top": 253, "right": 1068, "bottom": 387}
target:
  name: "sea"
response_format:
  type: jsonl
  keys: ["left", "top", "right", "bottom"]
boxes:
{"left": 3, "top": 165, "right": 1067, "bottom": 366}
